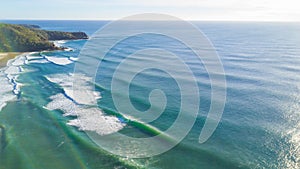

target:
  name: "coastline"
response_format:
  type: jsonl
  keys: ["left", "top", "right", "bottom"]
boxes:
{"left": 0, "top": 52, "right": 31, "bottom": 111}
{"left": 0, "top": 43, "right": 67, "bottom": 69}
{"left": 0, "top": 52, "right": 24, "bottom": 68}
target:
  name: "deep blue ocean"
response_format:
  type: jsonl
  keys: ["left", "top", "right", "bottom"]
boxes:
{"left": 0, "top": 20, "right": 300, "bottom": 169}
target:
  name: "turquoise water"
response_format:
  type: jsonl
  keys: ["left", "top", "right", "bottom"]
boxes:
{"left": 0, "top": 21, "right": 300, "bottom": 168}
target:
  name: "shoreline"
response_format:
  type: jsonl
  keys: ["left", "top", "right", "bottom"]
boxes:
{"left": 0, "top": 52, "right": 24, "bottom": 69}
{"left": 0, "top": 38, "right": 84, "bottom": 69}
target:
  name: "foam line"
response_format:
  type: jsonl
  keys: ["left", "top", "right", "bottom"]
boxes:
{"left": 27, "top": 59, "right": 49, "bottom": 64}
{"left": 0, "top": 54, "right": 27, "bottom": 111}
{"left": 69, "top": 57, "right": 78, "bottom": 61}
{"left": 44, "top": 73, "right": 125, "bottom": 135}
{"left": 45, "top": 56, "right": 73, "bottom": 66}
{"left": 53, "top": 40, "right": 67, "bottom": 47}
{"left": 45, "top": 93, "right": 125, "bottom": 135}
{"left": 45, "top": 73, "right": 101, "bottom": 105}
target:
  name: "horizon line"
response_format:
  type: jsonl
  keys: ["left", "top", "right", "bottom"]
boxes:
{"left": 1, "top": 18, "right": 300, "bottom": 23}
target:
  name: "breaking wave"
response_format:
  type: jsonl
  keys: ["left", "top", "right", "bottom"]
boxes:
{"left": 44, "top": 73, "right": 125, "bottom": 135}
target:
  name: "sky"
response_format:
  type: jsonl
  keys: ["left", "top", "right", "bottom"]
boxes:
{"left": 1, "top": 0, "right": 300, "bottom": 21}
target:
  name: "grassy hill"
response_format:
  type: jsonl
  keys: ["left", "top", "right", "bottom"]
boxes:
{"left": 0, "top": 23, "right": 88, "bottom": 52}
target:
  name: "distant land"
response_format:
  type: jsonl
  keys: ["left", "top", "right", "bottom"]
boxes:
{"left": 0, "top": 23, "right": 88, "bottom": 52}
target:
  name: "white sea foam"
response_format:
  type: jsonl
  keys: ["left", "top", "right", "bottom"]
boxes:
{"left": 25, "top": 53, "right": 50, "bottom": 64}
{"left": 45, "top": 73, "right": 101, "bottom": 105}
{"left": 45, "top": 93, "right": 125, "bottom": 135}
{"left": 52, "top": 40, "right": 74, "bottom": 52}
{"left": 27, "top": 59, "right": 49, "bottom": 64}
{"left": 0, "top": 93, "right": 16, "bottom": 111}
{"left": 4, "top": 66, "right": 21, "bottom": 74}
{"left": 64, "top": 47, "right": 74, "bottom": 52}
{"left": 45, "top": 93, "right": 77, "bottom": 116}
{"left": 0, "top": 54, "right": 27, "bottom": 111}
{"left": 45, "top": 56, "right": 73, "bottom": 65}
{"left": 11, "top": 56, "right": 26, "bottom": 66}
{"left": 5, "top": 55, "right": 27, "bottom": 74}
{"left": 13, "top": 82, "right": 23, "bottom": 95}
{"left": 57, "top": 40, "right": 67, "bottom": 44}
{"left": 69, "top": 57, "right": 78, "bottom": 61}
{"left": 44, "top": 73, "right": 124, "bottom": 135}
{"left": 45, "top": 73, "right": 73, "bottom": 88}
{"left": 0, "top": 75, "right": 15, "bottom": 106}
{"left": 0, "top": 75, "right": 13, "bottom": 93}
{"left": 4, "top": 55, "right": 27, "bottom": 96}
{"left": 26, "top": 55, "right": 44, "bottom": 60}
{"left": 67, "top": 107, "right": 125, "bottom": 135}
{"left": 53, "top": 40, "right": 67, "bottom": 47}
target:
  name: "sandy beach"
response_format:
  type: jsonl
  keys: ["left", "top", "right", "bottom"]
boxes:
{"left": 0, "top": 52, "right": 23, "bottom": 68}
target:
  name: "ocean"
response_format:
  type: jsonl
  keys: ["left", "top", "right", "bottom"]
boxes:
{"left": 0, "top": 20, "right": 300, "bottom": 168}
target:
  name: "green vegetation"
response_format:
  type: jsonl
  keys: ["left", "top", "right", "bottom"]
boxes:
{"left": 0, "top": 23, "right": 88, "bottom": 52}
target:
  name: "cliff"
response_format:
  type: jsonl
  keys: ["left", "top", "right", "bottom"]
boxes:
{"left": 0, "top": 23, "right": 88, "bottom": 52}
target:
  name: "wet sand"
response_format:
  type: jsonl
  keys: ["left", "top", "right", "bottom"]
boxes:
{"left": 0, "top": 53, "right": 23, "bottom": 68}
